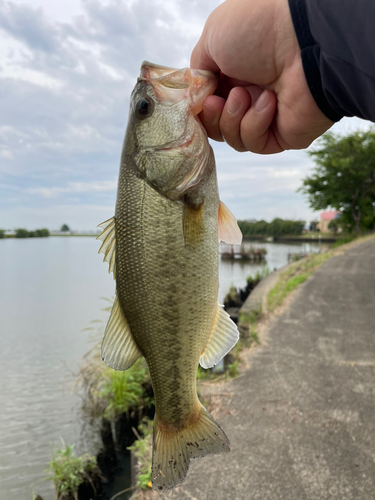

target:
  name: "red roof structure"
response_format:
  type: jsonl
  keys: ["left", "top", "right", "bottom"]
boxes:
{"left": 320, "top": 211, "right": 341, "bottom": 221}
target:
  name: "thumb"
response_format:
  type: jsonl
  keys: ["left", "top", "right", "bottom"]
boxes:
{"left": 190, "top": 33, "right": 219, "bottom": 72}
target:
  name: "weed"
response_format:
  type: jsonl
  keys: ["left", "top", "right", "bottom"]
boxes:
{"left": 197, "top": 365, "right": 217, "bottom": 381}
{"left": 227, "top": 361, "right": 239, "bottom": 378}
{"left": 128, "top": 419, "right": 153, "bottom": 491}
{"left": 45, "top": 443, "right": 98, "bottom": 500}
{"left": 331, "top": 234, "right": 358, "bottom": 248}
{"left": 97, "top": 360, "right": 151, "bottom": 420}
{"left": 267, "top": 252, "right": 331, "bottom": 312}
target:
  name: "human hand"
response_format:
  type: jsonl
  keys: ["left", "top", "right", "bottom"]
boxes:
{"left": 191, "top": 0, "right": 333, "bottom": 154}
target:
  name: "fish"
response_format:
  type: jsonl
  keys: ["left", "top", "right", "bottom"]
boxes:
{"left": 97, "top": 61, "right": 242, "bottom": 491}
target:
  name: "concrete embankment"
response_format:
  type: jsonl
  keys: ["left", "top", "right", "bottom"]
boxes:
{"left": 156, "top": 237, "right": 375, "bottom": 500}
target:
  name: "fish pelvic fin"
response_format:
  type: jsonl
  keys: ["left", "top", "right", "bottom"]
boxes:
{"left": 152, "top": 403, "right": 230, "bottom": 491}
{"left": 101, "top": 295, "right": 142, "bottom": 370}
{"left": 200, "top": 303, "right": 239, "bottom": 369}
{"left": 97, "top": 217, "right": 117, "bottom": 279}
{"left": 218, "top": 201, "right": 242, "bottom": 245}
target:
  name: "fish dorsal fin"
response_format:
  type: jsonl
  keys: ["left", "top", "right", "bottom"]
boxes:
{"left": 101, "top": 296, "right": 142, "bottom": 370}
{"left": 97, "top": 217, "right": 117, "bottom": 279}
{"left": 218, "top": 201, "right": 242, "bottom": 245}
{"left": 200, "top": 303, "right": 239, "bottom": 369}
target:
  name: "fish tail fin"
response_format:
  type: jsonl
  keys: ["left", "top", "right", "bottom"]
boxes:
{"left": 152, "top": 403, "right": 230, "bottom": 491}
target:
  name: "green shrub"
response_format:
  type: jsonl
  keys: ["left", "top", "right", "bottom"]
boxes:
{"left": 15, "top": 228, "right": 30, "bottom": 238}
{"left": 128, "top": 419, "right": 153, "bottom": 490}
{"left": 332, "top": 234, "right": 358, "bottom": 248}
{"left": 46, "top": 444, "right": 98, "bottom": 500}
{"left": 35, "top": 228, "right": 50, "bottom": 237}
{"left": 97, "top": 360, "right": 151, "bottom": 420}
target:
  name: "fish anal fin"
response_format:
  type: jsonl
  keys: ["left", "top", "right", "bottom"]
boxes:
{"left": 200, "top": 303, "right": 239, "bottom": 369}
{"left": 218, "top": 201, "right": 242, "bottom": 245}
{"left": 152, "top": 403, "right": 229, "bottom": 491}
{"left": 97, "top": 216, "right": 117, "bottom": 278}
{"left": 183, "top": 202, "right": 204, "bottom": 247}
{"left": 101, "top": 296, "right": 142, "bottom": 370}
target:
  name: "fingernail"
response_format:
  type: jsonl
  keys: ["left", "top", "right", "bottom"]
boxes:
{"left": 254, "top": 90, "right": 269, "bottom": 111}
{"left": 203, "top": 103, "right": 216, "bottom": 123}
{"left": 227, "top": 94, "right": 241, "bottom": 115}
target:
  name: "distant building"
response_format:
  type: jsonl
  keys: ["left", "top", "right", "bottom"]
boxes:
{"left": 317, "top": 211, "right": 342, "bottom": 233}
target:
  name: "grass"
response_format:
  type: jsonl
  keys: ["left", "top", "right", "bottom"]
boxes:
{"left": 45, "top": 443, "right": 99, "bottom": 500}
{"left": 75, "top": 303, "right": 154, "bottom": 422}
{"left": 127, "top": 419, "right": 153, "bottom": 491}
{"left": 268, "top": 233, "right": 375, "bottom": 312}
{"left": 331, "top": 233, "right": 358, "bottom": 248}
{"left": 98, "top": 360, "right": 151, "bottom": 420}
{"left": 267, "top": 252, "right": 330, "bottom": 312}
{"left": 76, "top": 351, "right": 153, "bottom": 421}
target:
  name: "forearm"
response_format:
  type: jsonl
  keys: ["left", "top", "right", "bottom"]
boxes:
{"left": 289, "top": 0, "right": 375, "bottom": 122}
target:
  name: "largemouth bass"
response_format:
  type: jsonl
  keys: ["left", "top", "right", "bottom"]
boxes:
{"left": 97, "top": 62, "right": 242, "bottom": 491}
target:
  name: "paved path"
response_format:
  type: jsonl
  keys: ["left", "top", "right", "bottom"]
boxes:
{"left": 164, "top": 238, "right": 375, "bottom": 500}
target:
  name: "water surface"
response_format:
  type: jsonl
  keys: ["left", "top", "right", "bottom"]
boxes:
{"left": 0, "top": 236, "right": 325, "bottom": 499}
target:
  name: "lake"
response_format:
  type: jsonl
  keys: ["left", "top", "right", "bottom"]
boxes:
{"left": 0, "top": 236, "right": 326, "bottom": 499}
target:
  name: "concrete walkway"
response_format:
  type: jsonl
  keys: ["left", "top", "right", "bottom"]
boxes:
{"left": 163, "top": 238, "right": 375, "bottom": 500}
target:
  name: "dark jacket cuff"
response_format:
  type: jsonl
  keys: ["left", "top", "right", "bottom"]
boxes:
{"left": 288, "top": 0, "right": 342, "bottom": 122}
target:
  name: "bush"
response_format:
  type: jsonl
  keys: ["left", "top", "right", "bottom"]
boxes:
{"left": 0, "top": 229, "right": 4, "bottom": 239}
{"left": 15, "top": 228, "right": 30, "bottom": 238}
{"left": 127, "top": 419, "right": 153, "bottom": 490}
{"left": 46, "top": 444, "right": 98, "bottom": 500}
{"left": 35, "top": 228, "right": 50, "bottom": 237}
{"left": 332, "top": 234, "right": 358, "bottom": 248}
{"left": 238, "top": 218, "right": 305, "bottom": 238}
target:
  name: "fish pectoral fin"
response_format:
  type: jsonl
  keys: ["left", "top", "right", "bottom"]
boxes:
{"left": 200, "top": 303, "right": 239, "bottom": 369}
{"left": 218, "top": 200, "right": 242, "bottom": 245}
{"left": 96, "top": 216, "right": 117, "bottom": 279}
{"left": 101, "top": 296, "right": 142, "bottom": 370}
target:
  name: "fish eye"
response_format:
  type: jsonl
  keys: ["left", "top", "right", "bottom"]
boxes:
{"left": 135, "top": 97, "right": 154, "bottom": 119}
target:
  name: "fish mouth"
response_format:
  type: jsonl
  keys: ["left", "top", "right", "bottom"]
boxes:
{"left": 140, "top": 61, "right": 218, "bottom": 116}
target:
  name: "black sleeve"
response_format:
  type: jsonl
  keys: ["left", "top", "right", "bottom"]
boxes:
{"left": 288, "top": 0, "right": 375, "bottom": 122}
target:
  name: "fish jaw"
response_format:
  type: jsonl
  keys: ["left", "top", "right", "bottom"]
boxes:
{"left": 189, "top": 68, "right": 218, "bottom": 115}
{"left": 140, "top": 61, "right": 218, "bottom": 116}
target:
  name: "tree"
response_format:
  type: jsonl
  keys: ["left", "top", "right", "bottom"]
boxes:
{"left": 15, "top": 228, "right": 30, "bottom": 238}
{"left": 61, "top": 224, "right": 70, "bottom": 232}
{"left": 328, "top": 219, "right": 339, "bottom": 234}
{"left": 0, "top": 229, "right": 4, "bottom": 239}
{"left": 309, "top": 220, "right": 319, "bottom": 232}
{"left": 299, "top": 130, "right": 375, "bottom": 233}
{"left": 34, "top": 228, "right": 50, "bottom": 237}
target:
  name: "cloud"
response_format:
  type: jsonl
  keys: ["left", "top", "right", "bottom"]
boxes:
{"left": 0, "top": 0, "right": 370, "bottom": 230}
{"left": 28, "top": 180, "right": 117, "bottom": 198}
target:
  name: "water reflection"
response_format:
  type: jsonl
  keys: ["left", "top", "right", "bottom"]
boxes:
{"left": 218, "top": 240, "right": 328, "bottom": 301}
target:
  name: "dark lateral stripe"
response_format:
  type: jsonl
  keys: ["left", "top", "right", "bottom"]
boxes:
{"left": 288, "top": 0, "right": 342, "bottom": 122}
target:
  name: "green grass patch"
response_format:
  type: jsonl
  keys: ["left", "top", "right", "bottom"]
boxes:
{"left": 267, "top": 252, "right": 330, "bottom": 312}
{"left": 128, "top": 419, "right": 153, "bottom": 491}
{"left": 45, "top": 443, "right": 98, "bottom": 500}
{"left": 331, "top": 234, "right": 358, "bottom": 248}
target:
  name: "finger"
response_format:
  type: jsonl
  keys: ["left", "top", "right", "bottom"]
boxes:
{"left": 218, "top": 87, "right": 252, "bottom": 152}
{"left": 198, "top": 95, "right": 225, "bottom": 142}
{"left": 216, "top": 74, "right": 254, "bottom": 99}
{"left": 240, "top": 90, "right": 284, "bottom": 154}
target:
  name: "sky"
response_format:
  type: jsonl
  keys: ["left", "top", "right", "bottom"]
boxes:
{"left": 0, "top": 0, "right": 371, "bottom": 231}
